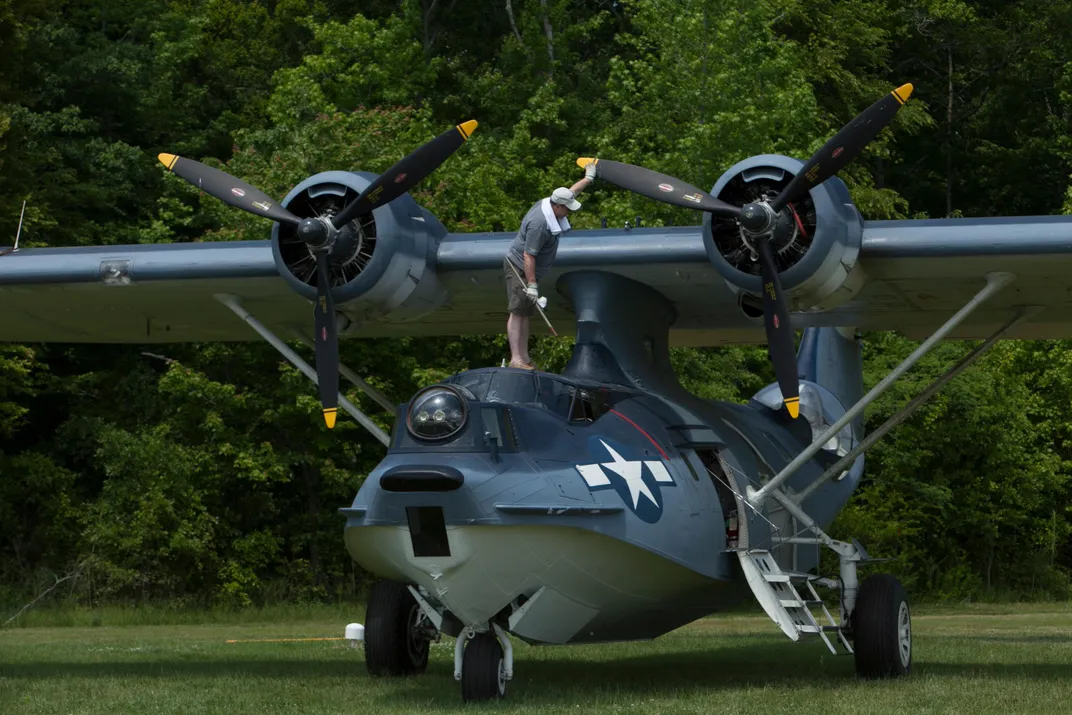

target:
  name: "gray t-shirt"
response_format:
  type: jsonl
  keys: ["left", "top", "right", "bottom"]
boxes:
{"left": 506, "top": 199, "right": 567, "bottom": 282}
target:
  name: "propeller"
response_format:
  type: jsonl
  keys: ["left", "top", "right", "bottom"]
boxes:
{"left": 574, "top": 158, "right": 741, "bottom": 217}
{"left": 330, "top": 120, "right": 477, "bottom": 229}
{"left": 158, "top": 119, "right": 479, "bottom": 428}
{"left": 157, "top": 153, "right": 303, "bottom": 226}
{"left": 579, "top": 83, "right": 913, "bottom": 418}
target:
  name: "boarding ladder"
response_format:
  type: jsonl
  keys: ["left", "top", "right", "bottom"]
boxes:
{"left": 737, "top": 549, "right": 852, "bottom": 655}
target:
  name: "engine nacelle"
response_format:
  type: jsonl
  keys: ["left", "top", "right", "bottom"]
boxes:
{"left": 270, "top": 171, "right": 448, "bottom": 330}
{"left": 701, "top": 154, "right": 866, "bottom": 316}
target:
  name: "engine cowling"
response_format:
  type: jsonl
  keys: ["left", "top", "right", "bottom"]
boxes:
{"left": 701, "top": 154, "right": 866, "bottom": 317}
{"left": 270, "top": 170, "right": 448, "bottom": 330}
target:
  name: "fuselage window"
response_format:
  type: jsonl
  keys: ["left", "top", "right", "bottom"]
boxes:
{"left": 568, "top": 388, "right": 610, "bottom": 424}
{"left": 680, "top": 452, "right": 701, "bottom": 481}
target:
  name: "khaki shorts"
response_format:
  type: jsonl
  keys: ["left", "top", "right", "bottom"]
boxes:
{"left": 503, "top": 257, "right": 535, "bottom": 317}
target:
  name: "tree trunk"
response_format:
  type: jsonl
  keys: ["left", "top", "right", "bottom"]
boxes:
{"left": 539, "top": 0, "right": 554, "bottom": 76}
{"left": 505, "top": 0, "right": 522, "bottom": 43}
{"left": 422, "top": 0, "right": 440, "bottom": 59}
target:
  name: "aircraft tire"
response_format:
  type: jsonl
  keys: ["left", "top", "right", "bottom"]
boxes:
{"left": 461, "top": 632, "right": 506, "bottom": 702}
{"left": 851, "top": 573, "right": 911, "bottom": 679}
{"left": 363, "top": 579, "right": 430, "bottom": 677}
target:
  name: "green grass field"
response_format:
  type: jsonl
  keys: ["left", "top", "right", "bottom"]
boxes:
{"left": 2, "top": 603, "right": 1071, "bottom": 714}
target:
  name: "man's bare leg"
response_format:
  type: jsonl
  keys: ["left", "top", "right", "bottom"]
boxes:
{"left": 519, "top": 315, "right": 532, "bottom": 365}
{"left": 507, "top": 313, "right": 523, "bottom": 364}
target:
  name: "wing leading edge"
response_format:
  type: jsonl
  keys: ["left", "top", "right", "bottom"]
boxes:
{"left": 0, "top": 214, "right": 1071, "bottom": 345}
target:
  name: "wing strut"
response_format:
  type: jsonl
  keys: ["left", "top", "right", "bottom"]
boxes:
{"left": 792, "top": 305, "right": 1041, "bottom": 505}
{"left": 746, "top": 270, "right": 1016, "bottom": 509}
{"left": 214, "top": 294, "right": 391, "bottom": 446}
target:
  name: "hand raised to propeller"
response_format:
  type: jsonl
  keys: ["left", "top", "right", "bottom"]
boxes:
{"left": 575, "top": 157, "right": 740, "bottom": 218}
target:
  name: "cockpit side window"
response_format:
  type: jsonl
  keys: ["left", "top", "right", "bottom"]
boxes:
{"left": 481, "top": 405, "right": 519, "bottom": 451}
{"left": 568, "top": 387, "right": 613, "bottom": 424}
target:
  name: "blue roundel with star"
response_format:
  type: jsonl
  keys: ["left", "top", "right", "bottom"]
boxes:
{"left": 573, "top": 436, "right": 677, "bottom": 524}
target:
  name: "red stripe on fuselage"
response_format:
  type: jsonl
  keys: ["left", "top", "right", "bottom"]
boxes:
{"left": 608, "top": 408, "right": 669, "bottom": 460}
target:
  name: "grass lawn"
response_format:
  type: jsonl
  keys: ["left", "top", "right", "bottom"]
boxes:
{"left": 2, "top": 603, "right": 1071, "bottom": 714}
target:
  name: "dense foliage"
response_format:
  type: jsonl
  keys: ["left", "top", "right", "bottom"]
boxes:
{"left": 1, "top": 0, "right": 1070, "bottom": 611}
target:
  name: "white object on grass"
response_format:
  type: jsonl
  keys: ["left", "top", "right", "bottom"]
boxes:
{"left": 345, "top": 622, "right": 365, "bottom": 646}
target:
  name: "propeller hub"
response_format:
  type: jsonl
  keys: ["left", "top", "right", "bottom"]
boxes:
{"left": 329, "top": 225, "right": 360, "bottom": 262}
{"left": 296, "top": 217, "right": 333, "bottom": 250}
{"left": 739, "top": 202, "right": 775, "bottom": 234}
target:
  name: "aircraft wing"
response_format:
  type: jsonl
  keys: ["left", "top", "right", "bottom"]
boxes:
{"left": 0, "top": 214, "right": 1071, "bottom": 346}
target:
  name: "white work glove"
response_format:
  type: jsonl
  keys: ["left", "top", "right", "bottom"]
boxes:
{"left": 524, "top": 283, "right": 539, "bottom": 302}
{"left": 584, "top": 161, "right": 597, "bottom": 181}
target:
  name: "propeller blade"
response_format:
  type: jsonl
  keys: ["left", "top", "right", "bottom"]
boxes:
{"left": 313, "top": 252, "right": 340, "bottom": 429}
{"left": 331, "top": 120, "right": 478, "bottom": 229}
{"left": 576, "top": 158, "right": 740, "bottom": 217}
{"left": 755, "top": 235, "right": 799, "bottom": 418}
{"left": 157, "top": 153, "right": 301, "bottom": 226}
{"left": 769, "top": 83, "right": 913, "bottom": 213}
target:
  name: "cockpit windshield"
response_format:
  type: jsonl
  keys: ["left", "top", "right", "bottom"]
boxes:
{"left": 444, "top": 369, "right": 630, "bottom": 424}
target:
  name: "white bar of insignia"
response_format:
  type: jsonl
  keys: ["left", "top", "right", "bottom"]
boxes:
{"left": 577, "top": 464, "right": 610, "bottom": 487}
{"left": 644, "top": 461, "right": 674, "bottom": 484}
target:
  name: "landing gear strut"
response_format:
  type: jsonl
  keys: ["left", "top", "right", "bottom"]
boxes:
{"left": 736, "top": 271, "right": 1028, "bottom": 677}
{"left": 455, "top": 623, "right": 513, "bottom": 702}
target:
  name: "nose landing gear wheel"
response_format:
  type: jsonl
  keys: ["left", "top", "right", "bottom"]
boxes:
{"left": 461, "top": 632, "right": 506, "bottom": 702}
{"left": 364, "top": 579, "right": 430, "bottom": 676}
{"left": 852, "top": 573, "right": 912, "bottom": 679}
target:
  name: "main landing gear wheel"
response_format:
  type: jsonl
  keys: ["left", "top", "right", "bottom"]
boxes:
{"left": 364, "top": 579, "right": 430, "bottom": 676}
{"left": 461, "top": 632, "right": 506, "bottom": 702}
{"left": 852, "top": 573, "right": 912, "bottom": 679}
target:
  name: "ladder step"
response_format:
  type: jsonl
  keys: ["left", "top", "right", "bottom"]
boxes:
{"left": 778, "top": 598, "right": 825, "bottom": 608}
{"left": 783, "top": 570, "right": 817, "bottom": 581}
{"left": 739, "top": 549, "right": 848, "bottom": 650}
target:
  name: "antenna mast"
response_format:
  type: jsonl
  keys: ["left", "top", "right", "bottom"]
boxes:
{"left": 14, "top": 200, "right": 26, "bottom": 250}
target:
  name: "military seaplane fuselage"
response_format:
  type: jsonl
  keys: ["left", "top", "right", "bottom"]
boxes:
{"left": 343, "top": 265, "right": 878, "bottom": 701}
{"left": 4, "top": 82, "right": 1069, "bottom": 702}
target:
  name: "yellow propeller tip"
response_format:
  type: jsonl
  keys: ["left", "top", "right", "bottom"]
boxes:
{"left": 157, "top": 153, "right": 179, "bottom": 171}
{"left": 457, "top": 120, "right": 478, "bottom": 140}
{"left": 784, "top": 398, "right": 800, "bottom": 419}
{"left": 323, "top": 408, "right": 337, "bottom": 429}
{"left": 576, "top": 157, "right": 596, "bottom": 168}
{"left": 892, "top": 83, "right": 914, "bottom": 104}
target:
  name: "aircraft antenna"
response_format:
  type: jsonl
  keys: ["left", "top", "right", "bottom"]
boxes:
{"left": 14, "top": 200, "right": 26, "bottom": 250}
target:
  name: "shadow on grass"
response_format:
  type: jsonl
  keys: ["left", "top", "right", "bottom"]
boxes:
{"left": 4, "top": 636, "right": 1070, "bottom": 708}
{"left": 381, "top": 646, "right": 1072, "bottom": 708}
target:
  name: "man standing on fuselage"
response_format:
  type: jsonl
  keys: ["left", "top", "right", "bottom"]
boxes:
{"left": 503, "top": 164, "right": 596, "bottom": 369}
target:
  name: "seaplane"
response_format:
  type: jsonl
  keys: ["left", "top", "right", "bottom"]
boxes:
{"left": 1, "top": 81, "right": 1067, "bottom": 702}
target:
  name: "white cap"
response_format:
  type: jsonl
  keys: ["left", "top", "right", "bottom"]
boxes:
{"left": 550, "top": 187, "right": 581, "bottom": 210}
